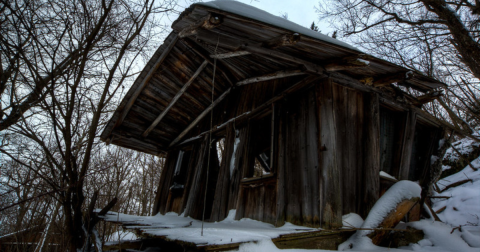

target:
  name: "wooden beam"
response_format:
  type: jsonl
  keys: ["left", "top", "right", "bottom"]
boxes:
{"left": 142, "top": 60, "right": 209, "bottom": 137}
{"left": 236, "top": 69, "right": 306, "bottom": 86}
{"left": 210, "top": 50, "right": 251, "bottom": 59}
{"left": 181, "top": 38, "right": 237, "bottom": 86}
{"left": 324, "top": 55, "right": 370, "bottom": 72}
{"left": 169, "top": 87, "right": 232, "bottom": 148}
{"left": 242, "top": 45, "right": 325, "bottom": 75}
{"left": 115, "top": 34, "right": 179, "bottom": 128}
{"left": 373, "top": 71, "right": 414, "bottom": 87}
{"left": 179, "top": 13, "right": 223, "bottom": 38}
{"left": 414, "top": 91, "right": 443, "bottom": 106}
{"left": 262, "top": 33, "right": 301, "bottom": 48}
{"left": 176, "top": 76, "right": 320, "bottom": 147}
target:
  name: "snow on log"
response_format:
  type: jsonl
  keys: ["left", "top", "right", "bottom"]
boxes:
{"left": 339, "top": 180, "right": 421, "bottom": 250}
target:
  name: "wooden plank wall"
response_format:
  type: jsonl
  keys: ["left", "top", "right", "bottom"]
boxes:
{"left": 279, "top": 88, "right": 321, "bottom": 227}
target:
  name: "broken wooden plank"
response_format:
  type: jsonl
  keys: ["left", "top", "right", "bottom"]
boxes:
{"left": 236, "top": 69, "right": 306, "bottom": 86}
{"left": 142, "top": 60, "right": 209, "bottom": 137}
{"left": 116, "top": 34, "right": 179, "bottom": 128}
{"left": 169, "top": 87, "right": 232, "bottom": 147}
{"left": 373, "top": 71, "right": 414, "bottom": 87}
{"left": 210, "top": 50, "right": 251, "bottom": 59}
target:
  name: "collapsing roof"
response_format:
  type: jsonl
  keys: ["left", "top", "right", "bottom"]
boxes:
{"left": 101, "top": 1, "right": 446, "bottom": 155}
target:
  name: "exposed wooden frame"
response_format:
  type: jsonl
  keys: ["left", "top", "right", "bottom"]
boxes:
{"left": 115, "top": 34, "right": 179, "bottom": 128}
{"left": 142, "top": 60, "right": 209, "bottom": 137}
{"left": 175, "top": 75, "right": 319, "bottom": 147}
{"left": 236, "top": 69, "right": 306, "bottom": 86}
{"left": 181, "top": 38, "right": 236, "bottom": 86}
{"left": 210, "top": 51, "right": 251, "bottom": 59}
{"left": 169, "top": 87, "right": 232, "bottom": 148}
{"left": 242, "top": 45, "right": 325, "bottom": 74}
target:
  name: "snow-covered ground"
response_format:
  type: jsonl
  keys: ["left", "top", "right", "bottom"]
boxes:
{"left": 103, "top": 137, "right": 480, "bottom": 251}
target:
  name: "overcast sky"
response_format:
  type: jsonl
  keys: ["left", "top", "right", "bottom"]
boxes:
{"left": 176, "top": 0, "right": 333, "bottom": 35}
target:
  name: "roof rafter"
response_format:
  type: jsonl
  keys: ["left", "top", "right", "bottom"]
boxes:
{"left": 142, "top": 60, "right": 209, "bottom": 137}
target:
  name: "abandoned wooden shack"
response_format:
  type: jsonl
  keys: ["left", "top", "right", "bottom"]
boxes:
{"left": 100, "top": 1, "right": 456, "bottom": 249}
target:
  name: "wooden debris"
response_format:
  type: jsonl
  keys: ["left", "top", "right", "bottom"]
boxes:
{"left": 435, "top": 206, "right": 447, "bottom": 214}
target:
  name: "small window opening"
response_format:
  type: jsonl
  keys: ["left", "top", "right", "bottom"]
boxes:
{"left": 171, "top": 150, "right": 191, "bottom": 192}
{"left": 250, "top": 114, "right": 273, "bottom": 178}
{"left": 216, "top": 138, "right": 225, "bottom": 166}
{"left": 379, "top": 107, "right": 405, "bottom": 177}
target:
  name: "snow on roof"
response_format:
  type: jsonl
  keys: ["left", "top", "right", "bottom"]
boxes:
{"left": 100, "top": 209, "right": 315, "bottom": 246}
{"left": 196, "top": 1, "right": 360, "bottom": 52}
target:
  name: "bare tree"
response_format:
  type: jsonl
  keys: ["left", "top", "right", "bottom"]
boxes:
{"left": 317, "top": 0, "right": 480, "bottom": 132}
{"left": 0, "top": 0, "right": 177, "bottom": 250}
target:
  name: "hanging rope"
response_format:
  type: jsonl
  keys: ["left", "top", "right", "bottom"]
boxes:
{"left": 201, "top": 38, "right": 220, "bottom": 236}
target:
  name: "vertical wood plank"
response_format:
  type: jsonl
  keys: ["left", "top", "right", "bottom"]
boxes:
{"left": 316, "top": 78, "right": 342, "bottom": 229}
{"left": 210, "top": 123, "right": 236, "bottom": 221}
{"left": 275, "top": 102, "right": 286, "bottom": 227}
{"left": 153, "top": 150, "right": 179, "bottom": 215}
{"left": 399, "top": 110, "right": 417, "bottom": 180}
{"left": 361, "top": 93, "right": 380, "bottom": 218}
{"left": 183, "top": 135, "right": 209, "bottom": 218}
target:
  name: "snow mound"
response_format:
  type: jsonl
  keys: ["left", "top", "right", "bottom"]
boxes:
{"left": 443, "top": 136, "right": 480, "bottom": 164}
{"left": 432, "top": 158, "right": 480, "bottom": 234}
{"left": 342, "top": 213, "right": 364, "bottom": 228}
{"left": 338, "top": 181, "right": 421, "bottom": 250}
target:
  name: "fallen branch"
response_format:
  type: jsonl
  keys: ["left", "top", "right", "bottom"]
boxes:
{"left": 440, "top": 179, "right": 473, "bottom": 193}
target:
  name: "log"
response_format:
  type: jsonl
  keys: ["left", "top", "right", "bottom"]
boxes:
{"left": 116, "top": 34, "right": 178, "bottom": 127}
{"left": 368, "top": 199, "right": 419, "bottom": 245}
{"left": 236, "top": 69, "right": 306, "bottom": 86}
{"left": 142, "top": 60, "right": 209, "bottom": 137}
